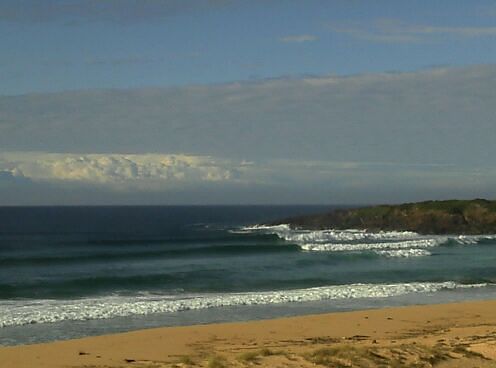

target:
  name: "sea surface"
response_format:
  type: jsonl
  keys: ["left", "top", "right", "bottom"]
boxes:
{"left": 1, "top": 205, "right": 496, "bottom": 346}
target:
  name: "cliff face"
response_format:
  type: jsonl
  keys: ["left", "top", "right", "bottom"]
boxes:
{"left": 275, "top": 199, "right": 496, "bottom": 235}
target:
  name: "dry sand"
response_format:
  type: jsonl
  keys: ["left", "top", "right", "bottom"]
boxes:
{"left": 1, "top": 300, "right": 496, "bottom": 367}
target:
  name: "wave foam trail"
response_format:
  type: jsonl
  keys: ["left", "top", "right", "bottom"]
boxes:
{"left": 454, "top": 235, "right": 496, "bottom": 244}
{"left": 0, "top": 282, "right": 487, "bottom": 328}
{"left": 374, "top": 249, "right": 432, "bottom": 258}
{"left": 240, "top": 225, "right": 496, "bottom": 257}
{"left": 232, "top": 224, "right": 292, "bottom": 234}
{"left": 300, "top": 238, "right": 445, "bottom": 252}
{"left": 241, "top": 225, "right": 420, "bottom": 243}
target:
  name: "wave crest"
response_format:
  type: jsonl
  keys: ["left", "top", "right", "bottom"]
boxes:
{"left": 0, "top": 281, "right": 487, "bottom": 327}
{"left": 239, "top": 225, "right": 496, "bottom": 258}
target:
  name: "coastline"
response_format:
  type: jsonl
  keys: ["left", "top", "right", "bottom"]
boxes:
{"left": 2, "top": 299, "right": 496, "bottom": 367}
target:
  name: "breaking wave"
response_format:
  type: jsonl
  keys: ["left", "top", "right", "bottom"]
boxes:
{"left": 0, "top": 281, "right": 487, "bottom": 328}
{"left": 238, "top": 225, "right": 496, "bottom": 258}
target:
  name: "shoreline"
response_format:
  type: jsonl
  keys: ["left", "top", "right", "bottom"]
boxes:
{"left": 3, "top": 283, "right": 494, "bottom": 347}
{"left": 2, "top": 299, "right": 496, "bottom": 367}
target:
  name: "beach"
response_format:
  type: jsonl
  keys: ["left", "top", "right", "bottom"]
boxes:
{"left": 1, "top": 299, "right": 496, "bottom": 367}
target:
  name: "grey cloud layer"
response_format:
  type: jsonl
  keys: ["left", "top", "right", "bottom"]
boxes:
{"left": 2, "top": 65, "right": 495, "bottom": 167}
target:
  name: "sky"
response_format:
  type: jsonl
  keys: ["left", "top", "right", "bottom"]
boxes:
{"left": 1, "top": 0, "right": 496, "bottom": 205}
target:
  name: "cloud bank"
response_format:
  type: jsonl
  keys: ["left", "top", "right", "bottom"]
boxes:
{"left": 1, "top": 64, "right": 495, "bottom": 204}
{"left": 0, "top": 152, "right": 494, "bottom": 205}
{"left": 0, "top": 152, "right": 239, "bottom": 190}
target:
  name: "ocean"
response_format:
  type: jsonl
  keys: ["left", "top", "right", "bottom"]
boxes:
{"left": 1, "top": 205, "right": 496, "bottom": 346}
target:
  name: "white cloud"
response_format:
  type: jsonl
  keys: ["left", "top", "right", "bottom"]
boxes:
{"left": 330, "top": 19, "right": 496, "bottom": 43}
{"left": 1, "top": 152, "right": 495, "bottom": 204}
{"left": 0, "top": 152, "right": 237, "bottom": 190}
{"left": 279, "top": 34, "right": 317, "bottom": 43}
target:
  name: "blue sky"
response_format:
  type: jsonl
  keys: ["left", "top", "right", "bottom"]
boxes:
{"left": 1, "top": 1, "right": 496, "bottom": 205}
{"left": 2, "top": 0, "right": 496, "bottom": 95}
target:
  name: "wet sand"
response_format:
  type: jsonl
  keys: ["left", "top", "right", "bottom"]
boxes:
{"left": 1, "top": 300, "right": 496, "bottom": 367}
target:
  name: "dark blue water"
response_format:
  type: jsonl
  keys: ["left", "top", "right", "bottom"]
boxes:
{"left": 0, "top": 206, "right": 335, "bottom": 299}
{"left": 1, "top": 205, "right": 496, "bottom": 346}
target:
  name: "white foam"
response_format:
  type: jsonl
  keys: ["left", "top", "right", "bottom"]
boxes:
{"left": 374, "top": 249, "right": 432, "bottom": 258}
{"left": 0, "top": 281, "right": 487, "bottom": 328}
{"left": 300, "top": 238, "right": 445, "bottom": 252}
{"left": 241, "top": 225, "right": 420, "bottom": 243}
{"left": 453, "top": 235, "right": 496, "bottom": 245}
{"left": 284, "top": 230, "right": 420, "bottom": 243}
{"left": 237, "top": 224, "right": 292, "bottom": 232}
{"left": 240, "top": 225, "right": 496, "bottom": 258}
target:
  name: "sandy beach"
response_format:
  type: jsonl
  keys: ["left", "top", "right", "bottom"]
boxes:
{"left": 1, "top": 300, "right": 496, "bottom": 368}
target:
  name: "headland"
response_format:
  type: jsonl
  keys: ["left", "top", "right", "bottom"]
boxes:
{"left": 273, "top": 199, "right": 496, "bottom": 234}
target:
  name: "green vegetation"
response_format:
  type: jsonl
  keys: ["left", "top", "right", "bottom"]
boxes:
{"left": 236, "top": 348, "right": 278, "bottom": 364}
{"left": 236, "top": 351, "right": 260, "bottom": 363}
{"left": 304, "top": 345, "right": 390, "bottom": 367}
{"left": 276, "top": 199, "right": 496, "bottom": 234}
{"left": 303, "top": 344, "right": 450, "bottom": 368}
{"left": 175, "top": 355, "right": 196, "bottom": 366}
{"left": 207, "top": 355, "right": 227, "bottom": 368}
